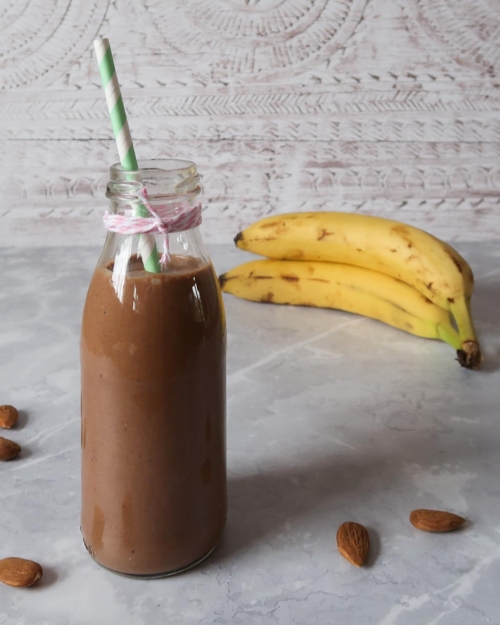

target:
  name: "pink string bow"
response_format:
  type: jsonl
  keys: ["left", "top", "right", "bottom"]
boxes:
{"left": 103, "top": 187, "right": 203, "bottom": 264}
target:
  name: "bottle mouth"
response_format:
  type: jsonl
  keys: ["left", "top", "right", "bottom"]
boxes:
{"left": 106, "top": 159, "right": 202, "bottom": 201}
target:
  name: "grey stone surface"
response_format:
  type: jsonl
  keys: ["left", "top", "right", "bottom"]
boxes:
{"left": 0, "top": 243, "right": 499, "bottom": 624}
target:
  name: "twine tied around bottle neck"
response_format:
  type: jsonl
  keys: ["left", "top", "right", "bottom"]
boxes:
{"left": 103, "top": 187, "right": 203, "bottom": 264}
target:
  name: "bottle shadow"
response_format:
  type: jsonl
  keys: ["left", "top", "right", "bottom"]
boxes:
{"left": 209, "top": 457, "right": 386, "bottom": 567}
{"left": 207, "top": 432, "right": 486, "bottom": 568}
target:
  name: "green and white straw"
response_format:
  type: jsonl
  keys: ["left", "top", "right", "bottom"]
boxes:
{"left": 94, "top": 38, "right": 160, "bottom": 273}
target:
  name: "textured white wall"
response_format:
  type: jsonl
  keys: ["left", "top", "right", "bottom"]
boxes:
{"left": 1, "top": 0, "right": 499, "bottom": 245}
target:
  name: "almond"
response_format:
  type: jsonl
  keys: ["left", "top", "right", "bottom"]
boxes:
{"left": 0, "top": 558, "right": 43, "bottom": 587}
{"left": 336, "top": 521, "right": 370, "bottom": 567}
{"left": 410, "top": 509, "right": 466, "bottom": 532}
{"left": 0, "top": 437, "right": 21, "bottom": 461}
{"left": 0, "top": 405, "right": 18, "bottom": 429}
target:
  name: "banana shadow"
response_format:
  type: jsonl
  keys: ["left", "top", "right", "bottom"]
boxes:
{"left": 472, "top": 278, "right": 500, "bottom": 373}
{"left": 206, "top": 430, "right": 491, "bottom": 567}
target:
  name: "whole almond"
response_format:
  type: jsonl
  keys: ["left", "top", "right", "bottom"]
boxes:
{"left": 410, "top": 509, "right": 466, "bottom": 532}
{"left": 0, "top": 437, "right": 21, "bottom": 461}
{"left": 336, "top": 521, "right": 370, "bottom": 567}
{"left": 0, "top": 558, "right": 43, "bottom": 587}
{"left": 0, "top": 405, "right": 18, "bottom": 429}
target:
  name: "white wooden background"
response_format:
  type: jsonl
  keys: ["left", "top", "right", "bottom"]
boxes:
{"left": 1, "top": 0, "right": 499, "bottom": 245}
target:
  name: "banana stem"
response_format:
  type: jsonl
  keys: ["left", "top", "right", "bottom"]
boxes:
{"left": 437, "top": 323, "right": 462, "bottom": 351}
{"left": 450, "top": 296, "right": 482, "bottom": 370}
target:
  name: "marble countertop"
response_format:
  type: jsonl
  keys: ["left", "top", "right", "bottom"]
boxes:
{"left": 1, "top": 242, "right": 500, "bottom": 625}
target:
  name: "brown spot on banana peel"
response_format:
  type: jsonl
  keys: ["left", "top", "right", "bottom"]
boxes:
{"left": 224, "top": 272, "right": 273, "bottom": 281}
{"left": 219, "top": 273, "right": 262, "bottom": 289}
{"left": 452, "top": 256, "right": 464, "bottom": 274}
{"left": 218, "top": 274, "right": 228, "bottom": 288}
{"left": 318, "top": 229, "right": 334, "bottom": 241}
{"left": 392, "top": 225, "right": 410, "bottom": 236}
{"left": 259, "top": 221, "right": 280, "bottom": 229}
{"left": 443, "top": 247, "right": 464, "bottom": 274}
{"left": 456, "top": 341, "right": 482, "bottom": 370}
{"left": 260, "top": 292, "right": 274, "bottom": 303}
{"left": 391, "top": 225, "right": 416, "bottom": 251}
{"left": 308, "top": 278, "right": 329, "bottom": 283}
{"left": 281, "top": 275, "right": 299, "bottom": 283}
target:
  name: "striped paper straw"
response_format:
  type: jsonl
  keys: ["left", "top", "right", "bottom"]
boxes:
{"left": 94, "top": 38, "right": 160, "bottom": 273}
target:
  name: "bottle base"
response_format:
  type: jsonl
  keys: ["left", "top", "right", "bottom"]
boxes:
{"left": 83, "top": 539, "right": 220, "bottom": 579}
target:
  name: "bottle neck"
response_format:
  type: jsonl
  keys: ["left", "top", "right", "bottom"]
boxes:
{"left": 97, "top": 227, "right": 210, "bottom": 272}
{"left": 98, "top": 159, "right": 208, "bottom": 273}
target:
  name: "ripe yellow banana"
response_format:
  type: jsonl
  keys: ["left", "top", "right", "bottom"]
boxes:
{"left": 235, "top": 213, "right": 480, "bottom": 368}
{"left": 219, "top": 260, "right": 461, "bottom": 352}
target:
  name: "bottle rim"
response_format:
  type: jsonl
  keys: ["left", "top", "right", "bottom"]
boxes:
{"left": 106, "top": 159, "right": 201, "bottom": 202}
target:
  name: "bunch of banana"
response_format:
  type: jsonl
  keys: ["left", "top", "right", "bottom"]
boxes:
{"left": 219, "top": 212, "right": 481, "bottom": 369}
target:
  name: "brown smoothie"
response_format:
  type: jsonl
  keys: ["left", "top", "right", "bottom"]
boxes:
{"left": 81, "top": 255, "right": 227, "bottom": 576}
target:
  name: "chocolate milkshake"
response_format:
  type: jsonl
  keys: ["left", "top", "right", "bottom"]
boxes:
{"left": 81, "top": 254, "right": 227, "bottom": 576}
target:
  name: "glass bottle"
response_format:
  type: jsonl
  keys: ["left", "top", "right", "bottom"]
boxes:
{"left": 80, "top": 159, "right": 227, "bottom": 577}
